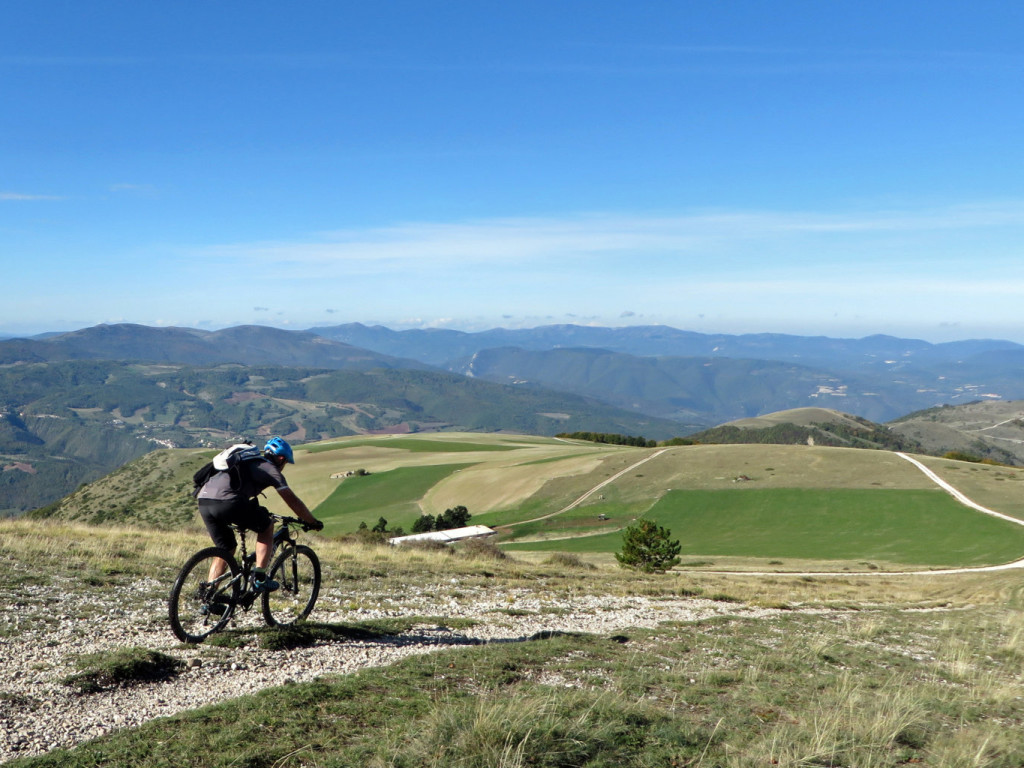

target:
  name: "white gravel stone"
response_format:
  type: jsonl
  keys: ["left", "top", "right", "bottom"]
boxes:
{"left": 0, "top": 576, "right": 799, "bottom": 763}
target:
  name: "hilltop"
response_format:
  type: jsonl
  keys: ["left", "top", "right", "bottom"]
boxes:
{"left": 889, "top": 399, "right": 1024, "bottom": 465}
{"left": 676, "top": 404, "right": 1024, "bottom": 465}
{"left": 686, "top": 407, "right": 926, "bottom": 453}
{"left": 725, "top": 406, "right": 875, "bottom": 430}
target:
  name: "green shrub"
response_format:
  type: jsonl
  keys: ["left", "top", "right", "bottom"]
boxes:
{"left": 456, "top": 537, "right": 508, "bottom": 561}
{"left": 437, "top": 505, "right": 471, "bottom": 531}
{"left": 411, "top": 514, "right": 436, "bottom": 533}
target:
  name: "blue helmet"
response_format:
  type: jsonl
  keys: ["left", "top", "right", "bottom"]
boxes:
{"left": 264, "top": 436, "right": 294, "bottom": 464}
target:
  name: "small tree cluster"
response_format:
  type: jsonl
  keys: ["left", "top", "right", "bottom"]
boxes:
{"left": 556, "top": 432, "right": 656, "bottom": 447}
{"left": 411, "top": 505, "right": 471, "bottom": 534}
{"left": 615, "top": 519, "right": 681, "bottom": 573}
{"left": 354, "top": 517, "right": 405, "bottom": 541}
{"left": 942, "top": 451, "right": 1007, "bottom": 466}
{"left": 660, "top": 437, "right": 697, "bottom": 446}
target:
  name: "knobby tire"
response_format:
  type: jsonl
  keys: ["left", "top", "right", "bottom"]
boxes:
{"left": 168, "top": 546, "right": 241, "bottom": 643}
{"left": 262, "top": 545, "right": 321, "bottom": 627}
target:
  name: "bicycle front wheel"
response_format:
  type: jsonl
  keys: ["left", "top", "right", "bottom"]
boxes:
{"left": 169, "top": 547, "right": 241, "bottom": 643}
{"left": 262, "top": 545, "right": 321, "bottom": 627}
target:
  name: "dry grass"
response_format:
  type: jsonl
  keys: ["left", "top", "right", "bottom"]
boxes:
{"left": 6, "top": 516, "right": 1022, "bottom": 615}
{"left": 0, "top": 518, "right": 202, "bottom": 575}
{"left": 909, "top": 454, "right": 1024, "bottom": 520}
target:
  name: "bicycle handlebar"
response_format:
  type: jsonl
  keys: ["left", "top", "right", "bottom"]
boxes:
{"left": 272, "top": 514, "right": 321, "bottom": 532}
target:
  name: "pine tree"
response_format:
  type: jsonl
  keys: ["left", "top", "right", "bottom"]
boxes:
{"left": 615, "top": 519, "right": 681, "bottom": 573}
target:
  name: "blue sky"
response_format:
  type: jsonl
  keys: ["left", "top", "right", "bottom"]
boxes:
{"left": 4, "top": 2, "right": 1024, "bottom": 342}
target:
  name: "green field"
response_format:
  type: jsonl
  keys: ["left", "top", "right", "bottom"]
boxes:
{"left": 313, "top": 463, "right": 473, "bottom": 534}
{"left": 502, "top": 487, "right": 1024, "bottom": 567}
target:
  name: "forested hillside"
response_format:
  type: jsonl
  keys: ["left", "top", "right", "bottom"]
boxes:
{"left": 0, "top": 360, "right": 680, "bottom": 514}
{"left": 446, "top": 345, "right": 1024, "bottom": 424}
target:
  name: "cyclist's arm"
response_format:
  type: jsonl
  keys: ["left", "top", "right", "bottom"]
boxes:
{"left": 276, "top": 486, "right": 321, "bottom": 528}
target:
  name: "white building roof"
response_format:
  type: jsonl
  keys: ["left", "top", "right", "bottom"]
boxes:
{"left": 389, "top": 525, "right": 496, "bottom": 546}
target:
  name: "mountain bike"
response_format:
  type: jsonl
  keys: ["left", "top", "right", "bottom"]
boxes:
{"left": 169, "top": 514, "right": 322, "bottom": 644}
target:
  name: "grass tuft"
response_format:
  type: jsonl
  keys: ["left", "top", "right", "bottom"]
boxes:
{"left": 454, "top": 538, "right": 510, "bottom": 561}
{"left": 62, "top": 647, "right": 184, "bottom": 694}
{"left": 542, "top": 551, "right": 597, "bottom": 570}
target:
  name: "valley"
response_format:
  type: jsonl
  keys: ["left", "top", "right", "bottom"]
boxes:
{"left": 6, "top": 320, "right": 1024, "bottom": 518}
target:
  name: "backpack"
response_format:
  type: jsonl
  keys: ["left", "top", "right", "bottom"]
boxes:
{"left": 191, "top": 442, "right": 264, "bottom": 497}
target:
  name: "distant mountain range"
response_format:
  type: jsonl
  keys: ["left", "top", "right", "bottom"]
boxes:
{"left": 0, "top": 323, "right": 429, "bottom": 370}
{"left": 8, "top": 322, "right": 1024, "bottom": 424}
{"left": 313, "top": 323, "right": 1024, "bottom": 424}
{"left": 5, "top": 320, "right": 1024, "bottom": 514}
{"left": 311, "top": 322, "right": 1024, "bottom": 369}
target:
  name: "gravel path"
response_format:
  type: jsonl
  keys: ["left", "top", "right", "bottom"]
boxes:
{"left": 1, "top": 574, "right": 794, "bottom": 763}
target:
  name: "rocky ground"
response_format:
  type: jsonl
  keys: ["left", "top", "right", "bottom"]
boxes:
{"left": 0, "top": 573, "right": 797, "bottom": 763}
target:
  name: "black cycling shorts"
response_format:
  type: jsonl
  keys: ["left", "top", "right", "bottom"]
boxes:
{"left": 198, "top": 498, "right": 273, "bottom": 552}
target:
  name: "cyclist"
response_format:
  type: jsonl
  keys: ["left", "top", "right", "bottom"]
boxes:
{"left": 196, "top": 436, "right": 323, "bottom": 592}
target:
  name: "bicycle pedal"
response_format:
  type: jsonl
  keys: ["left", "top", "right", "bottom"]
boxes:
{"left": 202, "top": 600, "right": 229, "bottom": 617}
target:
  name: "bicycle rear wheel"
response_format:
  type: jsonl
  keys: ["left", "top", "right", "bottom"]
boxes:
{"left": 169, "top": 547, "right": 241, "bottom": 643}
{"left": 262, "top": 545, "right": 321, "bottom": 627}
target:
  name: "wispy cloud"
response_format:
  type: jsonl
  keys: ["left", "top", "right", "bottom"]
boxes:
{"left": 1, "top": 192, "right": 63, "bottom": 201}
{"left": 194, "top": 200, "right": 1024, "bottom": 278}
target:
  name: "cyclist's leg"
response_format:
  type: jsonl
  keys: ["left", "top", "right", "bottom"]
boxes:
{"left": 198, "top": 499, "right": 239, "bottom": 581}
{"left": 208, "top": 555, "right": 231, "bottom": 582}
{"left": 255, "top": 524, "right": 275, "bottom": 569}
{"left": 238, "top": 502, "right": 275, "bottom": 570}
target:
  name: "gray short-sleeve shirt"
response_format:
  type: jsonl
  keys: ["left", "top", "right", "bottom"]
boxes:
{"left": 196, "top": 458, "right": 288, "bottom": 502}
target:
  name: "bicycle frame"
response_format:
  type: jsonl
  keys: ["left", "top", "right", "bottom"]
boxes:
{"left": 234, "top": 516, "right": 301, "bottom": 608}
{"left": 224, "top": 515, "right": 297, "bottom": 585}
